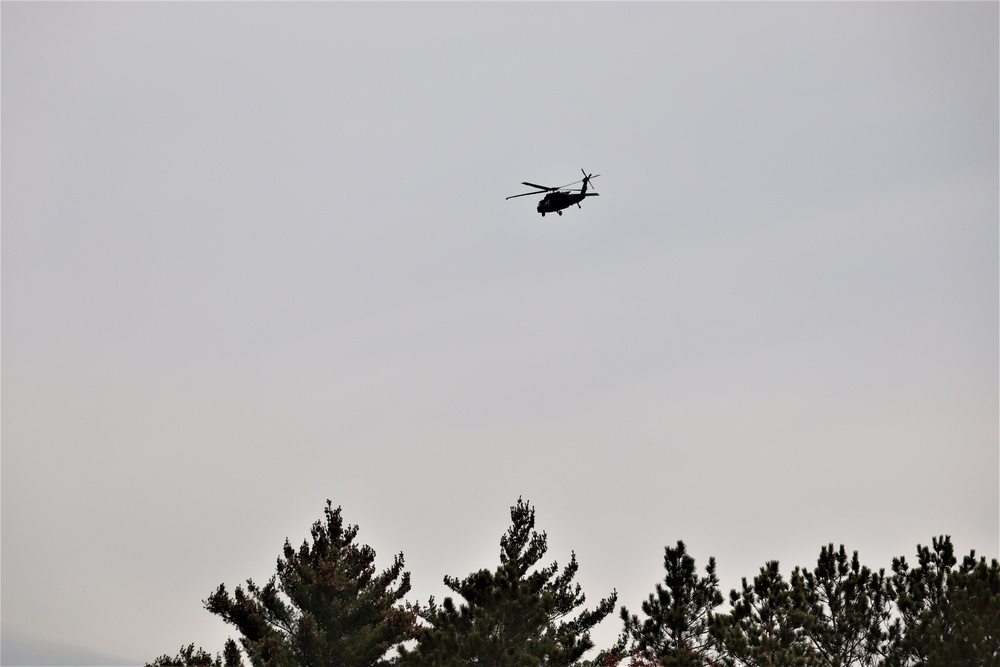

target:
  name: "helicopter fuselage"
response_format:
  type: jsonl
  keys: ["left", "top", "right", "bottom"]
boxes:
{"left": 537, "top": 191, "right": 599, "bottom": 216}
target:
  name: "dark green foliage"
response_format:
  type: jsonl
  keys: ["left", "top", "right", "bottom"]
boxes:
{"left": 710, "top": 561, "right": 817, "bottom": 667}
{"left": 203, "top": 501, "right": 418, "bottom": 667}
{"left": 616, "top": 541, "right": 724, "bottom": 667}
{"left": 951, "top": 553, "right": 1000, "bottom": 664}
{"left": 146, "top": 643, "right": 220, "bottom": 667}
{"left": 149, "top": 499, "right": 999, "bottom": 667}
{"left": 885, "top": 536, "right": 1000, "bottom": 667}
{"left": 400, "top": 498, "right": 617, "bottom": 667}
{"left": 146, "top": 641, "right": 243, "bottom": 667}
{"left": 791, "top": 544, "right": 891, "bottom": 667}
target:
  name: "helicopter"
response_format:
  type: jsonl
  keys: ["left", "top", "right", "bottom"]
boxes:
{"left": 506, "top": 169, "right": 600, "bottom": 216}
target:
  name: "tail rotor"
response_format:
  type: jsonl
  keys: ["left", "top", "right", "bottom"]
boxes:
{"left": 580, "top": 169, "right": 599, "bottom": 195}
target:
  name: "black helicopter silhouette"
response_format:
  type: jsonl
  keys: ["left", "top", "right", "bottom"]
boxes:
{"left": 506, "top": 169, "right": 600, "bottom": 216}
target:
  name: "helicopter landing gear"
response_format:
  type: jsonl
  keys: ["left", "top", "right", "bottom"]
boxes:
{"left": 541, "top": 212, "right": 545, "bottom": 217}
{"left": 557, "top": 211, "right": 562, "bottom": 216}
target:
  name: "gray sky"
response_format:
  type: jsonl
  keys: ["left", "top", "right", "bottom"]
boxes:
{"left": 2, "top": 2, "right": 997, "bottom": 665}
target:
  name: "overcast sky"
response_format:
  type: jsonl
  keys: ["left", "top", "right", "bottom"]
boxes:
{"left": 2, "top": 2, "right": 997, "bottom": 665}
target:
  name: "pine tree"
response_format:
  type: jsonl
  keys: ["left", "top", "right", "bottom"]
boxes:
{"left": 946, "top": 552, "right": 1000, "bottom": 665}
{"left": 616, "top": 540, "right": 724, "bottom": 667}
{"left": 792, "top": 545, "right": 890, "bottom": 667}
{"left": 151, "top": 501, "right": 419, "bottom": 667}
{"left": 147, "top": 642, "right": 242, "bottom": 667}
{"left": 400, "top": 498, "right": 617, "bottom": 667}
{"left": 710, "top": 561, "right": 817, "bottom": 667}
{"left": 885, "top": 536, "right": 1000, "bottom": 666}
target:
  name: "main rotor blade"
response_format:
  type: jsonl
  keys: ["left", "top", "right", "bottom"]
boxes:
{"left": 558, "top": 174, "right": 601, "bottom": 190}
{"left": 558, "top": 175, "right": 601, "bottom": 194}
{"left": 506, "top": 190, "right": 546, "bottom": 200}
{"left": 508, "top": 173, "right": 601, "bottom": 200}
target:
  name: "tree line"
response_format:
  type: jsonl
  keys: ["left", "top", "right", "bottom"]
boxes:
{"left": 148, "top": 498, "right": 999, "bottom": 667}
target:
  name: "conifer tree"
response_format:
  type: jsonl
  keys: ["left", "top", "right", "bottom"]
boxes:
{"left": 947, "top": 552, "right": 1000, "bottom": 665}
{"left": 616, "top": 541, "right": 723, "bottom": 667}
{"left": 147, "top": 642, "right": 243, "bottom": 667}
{"left": 150, "top": 501, "right": 419, "bottom": 667}
{"left": 791, "top": 544, "right": 890, "bottom": 667}
{"left": 885, "top": 536, "right": 1000, "bottom": 666}
{"left": 710, "top": 561, "right": 817, "bottom": 667}
{"left": 400, "top": 498, "right": 617, "bottom": 667}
